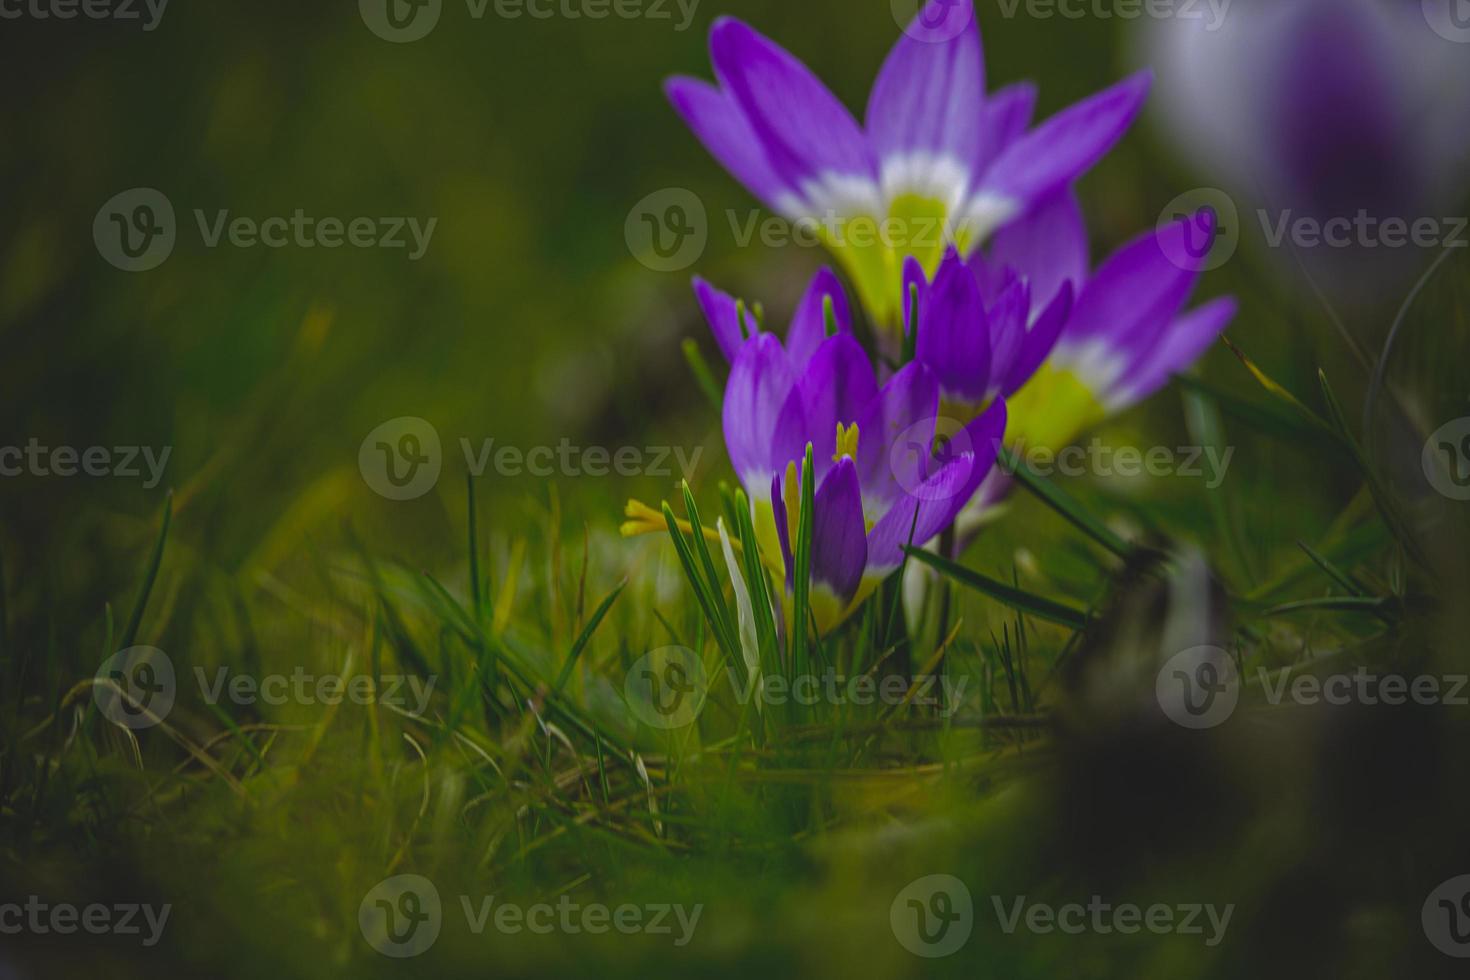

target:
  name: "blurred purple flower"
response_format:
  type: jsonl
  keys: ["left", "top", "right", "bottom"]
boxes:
{"left": 1145, "top": 0, "right": 1470, "bottom": 299}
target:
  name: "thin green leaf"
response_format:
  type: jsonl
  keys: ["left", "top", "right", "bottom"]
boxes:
{"left": 903, "top": 547, "right": 1091, "bottom": 631}
{"left": 682, "top": 339, "right": 724, "bottom": 413}
{"left": 999, "top": 447, "right": 1133, "bottom": 561}
{"left": 555, "top": 580, "right": 626, "bottom": 693}
{"left": 119, "top": 491, "right": 173, "bottom": 651}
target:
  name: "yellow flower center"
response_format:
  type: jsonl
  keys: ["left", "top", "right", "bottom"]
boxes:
{"left": 832, "top": 421, "right": 860, "bottom": 463}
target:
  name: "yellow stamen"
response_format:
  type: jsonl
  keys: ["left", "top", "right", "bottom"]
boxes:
{"left": 624, "top": 498, "right": 789, "bottom": 579}
{"left": 832, "top": 421, "right": 860, "bottom": 463}
{"left": 620, "top": 498, "right": 724, "bottom": 549}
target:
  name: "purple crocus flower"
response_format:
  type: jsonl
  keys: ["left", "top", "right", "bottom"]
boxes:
{"left": 1144, "top": 0, "right": 1470, "bottom": 303}
{"left": 666, "top": 0, "right": 1150, "bottom": 332}
{"left": 694, "top": 269, "right": 1006, "bottom": 631}
{"left": 913, "top": 192, "right": 1238, "bottom": 453}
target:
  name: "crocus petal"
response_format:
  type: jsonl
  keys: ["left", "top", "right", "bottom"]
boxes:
{"left": 865, "top": 399, "right": 1007, "bottom": 575}
{"left": 915, "top": 247, "right": 991, "bottom": 405}
{"left": 724, "top": 334, "right": 797, "bottom": 489}
{"left": 665, "top": 77, "right": 792, "bottom": 212}
{"left": 965, "top": 72, "right": 1151, "bottom": 239}
{"left": 810, "top": 458, "right": 869, "bottom": 605}
{"left": 794, "top": 333, "right": 880, "bottom": 481}
{"left": 966, "top": 250, "right": 1017, "bottom": 308}
{"left": 786, "top": 267, "right": 852, "bottom": 367}
{"left": 984, "top": 278, "right": 1031, "bottom": 398}
{"left": 901, "top": 255, "right": 928, "bottom": 339}
{"left": 693, "top": 277, "right": 752, "bottom": 363}
{"left": 710, "top": 18, "right": 880, "bottom": 218}
{"left": 1112, "top": 296, "right": 1237, "bottom": 409}
{"left": 771, "top": 473, "right": 795, "bottom": 591}
{"left": 1001, "top": 281, "right": 1073, "bottom": 398}
{"left": 866, "top": 0, "right": 983, "bottom": 210}
{"left": 985, "top": 189, "right": 1089, "bottom": 313}
{"left": 854, "top": 361, "right": 942, "bottom": 524}
{"left": 974, "top": 81, "right": 1038, "bottom": 176}
{"left": 1065, "top": 211, "right": 1207, "bottom": 355}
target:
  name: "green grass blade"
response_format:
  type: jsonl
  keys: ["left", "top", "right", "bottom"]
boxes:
{"left": 999, "top": 447, "right": 1133, "bottom": 561}
{"left": 791, "top": 445, "right": 815, "bottom": 677}
{"left": 682, "top": 338, "right": 724, "bottom": 412}
{"left": 1296, "top": 541, "right": 1367, "bottom": 598}
{"left": 554, "top": 579, "right": 626, "bottom": 694}
{"left": 903, "top": 547, "right": 1091, "bottom": 631}
{"left": 119, "top": 491, "right": 173, "bottom": 651}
